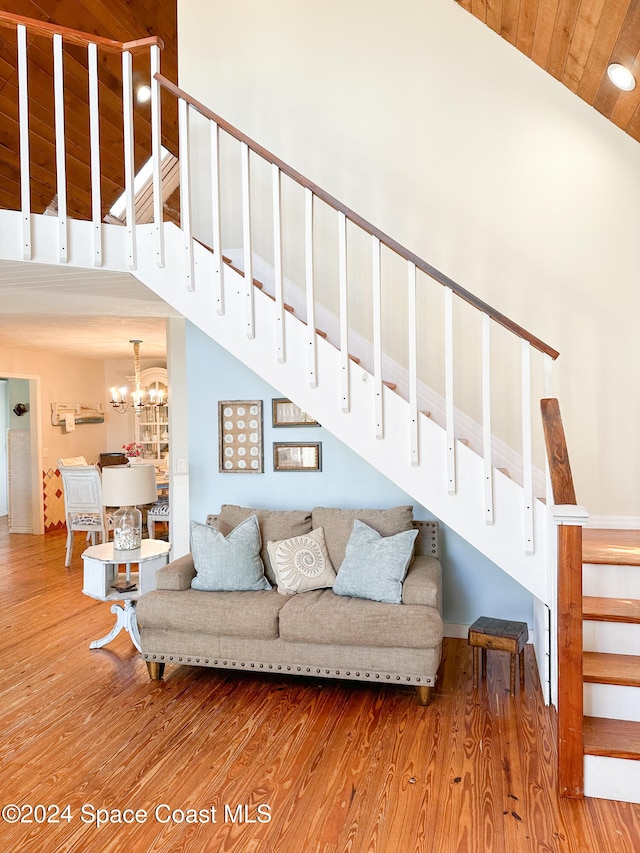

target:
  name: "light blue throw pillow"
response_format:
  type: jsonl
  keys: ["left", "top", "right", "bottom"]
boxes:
{"left": 190, "top": 515, "right": 271, "bottom": 591}
{"left": 333, "top": 520, "right": 418, "bottom": 604}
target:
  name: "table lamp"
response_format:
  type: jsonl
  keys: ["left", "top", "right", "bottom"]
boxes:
{"left": 102, "top": 464, "right": 157, "bottom": 551}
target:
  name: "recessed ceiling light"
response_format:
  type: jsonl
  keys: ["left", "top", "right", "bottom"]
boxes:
{"left": 136, "top": 84, "right": 152, "bottom": 104}
{"left": 607, "top": 63, "right": 636, "bottom": 92}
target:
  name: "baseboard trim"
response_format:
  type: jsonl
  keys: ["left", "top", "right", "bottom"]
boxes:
{"left": 586, "top": 516, "right": 640, "bottom": 530}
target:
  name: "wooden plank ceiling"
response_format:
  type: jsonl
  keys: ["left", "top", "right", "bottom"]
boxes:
{"left": 0, "top": 0, "right": 179, "bottom": 220}
{"left": 455, "top": 0, "right": 640, "bottom": 143}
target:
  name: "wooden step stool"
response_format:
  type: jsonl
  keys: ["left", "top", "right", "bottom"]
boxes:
{"left": 468, "top": 616, "right": 528, "bottom": 696}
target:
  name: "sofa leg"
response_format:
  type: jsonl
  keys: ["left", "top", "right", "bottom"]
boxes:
{"left": 146, "top": 661, "right": 165, "bottom": 680}
{"left": 415, "top": 685, "right": 432, "bottom": 706}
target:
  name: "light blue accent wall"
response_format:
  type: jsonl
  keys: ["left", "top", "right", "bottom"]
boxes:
{"left": 186, "top": 322, "right": 533, "bottom": 630}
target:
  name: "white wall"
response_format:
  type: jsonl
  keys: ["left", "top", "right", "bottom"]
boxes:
{"left": 178, "top": 0, "right": 640, "bottom": 522}
{"left": 186, "top": 322, "right": 533, "bottom": 632}
{"left": 0, "top": 346, "right": 108, "bottom": 467}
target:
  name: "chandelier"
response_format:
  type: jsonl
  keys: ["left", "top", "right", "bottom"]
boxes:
{"left": 109, "top": 339, "right": 166, "bottom": 415}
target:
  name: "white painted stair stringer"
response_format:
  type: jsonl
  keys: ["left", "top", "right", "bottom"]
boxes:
{"left": 0, "top": 212, "right": 549, "bottom": 606}
{"left": 133, "top": 224, "right": 550, "bottom": 605}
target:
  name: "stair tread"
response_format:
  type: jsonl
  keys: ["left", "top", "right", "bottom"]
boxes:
{"left": 583, "top": 596, "right": 640, "bottom": 623}
{"left": 583, "top": 528, "right": 640, "bottom": 566}
{"left": 584, "top": 652, "right": 640, "bottom": 687}
{"left": 584, "top": 716, "right": 640, "bottom": 760}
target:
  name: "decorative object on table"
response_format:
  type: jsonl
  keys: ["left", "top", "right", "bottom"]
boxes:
{"left": 122, "top": 441, "right": 145, "bottom": 461}
{"left": 99, "top": 452, "right": 128, "bottom": 469}
{"left": 271, "top": 398, "right": 319, "bottom": 427}
{"left": 218, "top": 400, "right": 263, "bottom": 473}
{"left": 101, "top": 464, "right": 157, "bottom": 551}
{"left": 109, "top": 340, "right": 167, "bottom": 415}
{"left": 273, "top": 442, "right": 322, "bottom": 472}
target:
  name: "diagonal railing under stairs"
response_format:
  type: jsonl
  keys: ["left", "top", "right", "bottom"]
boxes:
{"left": 0, "top": 13, "right": 563, "bottom": 694}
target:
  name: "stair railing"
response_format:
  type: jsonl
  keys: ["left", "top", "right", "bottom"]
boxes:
{"left": 155, "top": 73, "right": 559, "bottom": 554}
{"left": 1, "top": 12, "right": 561, "bottom": 560}
{"left": 541, "top": 397, "right": 589, "bottom": 798}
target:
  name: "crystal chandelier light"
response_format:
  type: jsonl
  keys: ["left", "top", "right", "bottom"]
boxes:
{"left": 109, "top": 339, "right": 166, "bottom": 415}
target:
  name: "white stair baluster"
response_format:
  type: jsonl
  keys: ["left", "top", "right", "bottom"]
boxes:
{"left": 482, "top": 313, "right": 494, "bottom": 523}
{"left": 445, "top": 287, "right": 456, "bottom": 494}
{"left": 210, "top": 120, "right": 223, "bottom": 313}
{"left": 17, "top": 25, "right": 31, "bottom": 261}
{"left": 122, "top": 49, "right": 136, "bottom": 269}
{"left": 408, "top": 261, "right": 419, "bottom": 464}
{"left": 272, "top": 164, "right": 285, "bottom": 362}
{"left": 522, "top": 340, "right": 534, "bottom": 553}
{"left": 305, "top": 189, "right": 317, "bottom": 388}
{"left": 88, "top": 42, "right": 102, "bottom": 267}
{"left": 178, "top": 98, "right": 194, "bottom": 291}
{"left": 339, "top": 211, "right": 349, "bottom": 412}
{"left": 241, "top": 142, "right": 255, "bottom": 338}
{"left": 53, "top": 34, "right": 68, "bottom": 263}
{"left": 150, "top": 43, "right": 164, "bottom": 268}
{"left": 372, "top": 236, "right": 383, "bottom": 437}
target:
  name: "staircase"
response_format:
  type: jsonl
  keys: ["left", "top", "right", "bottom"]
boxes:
{"left": 582, "top": 528, "right": 640, "bottom": 803}
{"left": 3, "top": 11, "right": 638, "bottom": 805}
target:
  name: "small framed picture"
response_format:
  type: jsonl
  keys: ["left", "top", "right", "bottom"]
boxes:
{"left": 218, "top": 400, "right": 263, "bottom": 473}
{"left": 272, "top": 398, "right": 319, "bottom": 428}
{"left": 273, "top": 442, "right": 322, "bottom": 472}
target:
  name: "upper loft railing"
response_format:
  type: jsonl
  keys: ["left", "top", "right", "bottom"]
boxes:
{"left": 0, "top": 12, "right": 164, "bottom": 267}
{"left": 1, "top": 13, "right": 560, "bottom": 556}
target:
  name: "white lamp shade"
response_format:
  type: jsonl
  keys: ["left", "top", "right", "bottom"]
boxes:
{"left": 102, "top": 463, "right": 157, "bottom": 506}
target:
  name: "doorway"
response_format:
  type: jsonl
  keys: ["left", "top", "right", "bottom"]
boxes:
{"left": 0, "top": 374, "right": 44, "bottom": 534}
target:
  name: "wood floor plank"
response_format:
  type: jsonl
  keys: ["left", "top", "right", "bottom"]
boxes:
{"left": 2, "top": 521, "right": 640, "bottom": 851}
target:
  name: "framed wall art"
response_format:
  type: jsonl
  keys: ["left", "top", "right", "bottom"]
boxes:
{"left": 218, "top": 400, "right": 263, "bottom": 473}
{"left": 273, "top": 442, "right": 322, "bottom": 472}
{"left": 272, "top": 398, "right": 319, "bottom": 428}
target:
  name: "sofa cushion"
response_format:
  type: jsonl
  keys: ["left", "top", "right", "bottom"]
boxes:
{"left": 137, "top": 588, "right": 286, "bottom": 639}
{"left": 190, "top": 515, "right": 271, "bottom": 591}
{"left": 215, "top": 505, "right": 313, "bottom": 583}
{"left": 333, "top": 520, "right": 418, "bottom": 604}
{"left": 311, "top": 506, "right": 414, "bottom": 570}
{"left": 278, "top": 588, "right": 442, "bottom": 650}
{"left": 267, "top": 527, "right": 336, "bottom": 596}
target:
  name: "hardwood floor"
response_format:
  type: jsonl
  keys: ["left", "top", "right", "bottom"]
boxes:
{"left": 1, "top": 521, "right": 640, "bottom": 852}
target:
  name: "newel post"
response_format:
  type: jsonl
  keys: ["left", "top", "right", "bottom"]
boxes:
{"left": 552, "top": 504, "right": 589, "bottom": 798}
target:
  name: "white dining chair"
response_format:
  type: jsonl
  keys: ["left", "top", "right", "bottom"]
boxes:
{"left": 59, "top": 465, "right": 109, "bottom": 567}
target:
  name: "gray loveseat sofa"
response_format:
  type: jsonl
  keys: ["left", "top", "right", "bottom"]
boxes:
{"left": 136, "top": 504, "right": 443, "bottom": 704}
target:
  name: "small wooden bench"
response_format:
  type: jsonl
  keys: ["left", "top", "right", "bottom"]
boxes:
{"left": 468, "top": 616, "right": 528, "bottom": 696}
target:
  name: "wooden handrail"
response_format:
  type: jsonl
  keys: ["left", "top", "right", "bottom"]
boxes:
{"left": 155, "top": 72, "right": 559, "bottom": 361}
{"left": 0, "top": 12, "right": 164, "bottom": 53}
{"left": 540, "top": 397, "right": 583, "bottom": 799}
{"left": 540, "top": 397, "right": 577, "bottom": 505}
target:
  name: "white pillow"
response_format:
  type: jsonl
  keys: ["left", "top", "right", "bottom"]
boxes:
{"left": 267, "top": 527, "right": 336, "bottom": 596}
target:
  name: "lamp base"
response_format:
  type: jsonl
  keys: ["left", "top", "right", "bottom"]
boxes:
{"left": 112, "top": 506, "right": 142, "bottom": 551}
